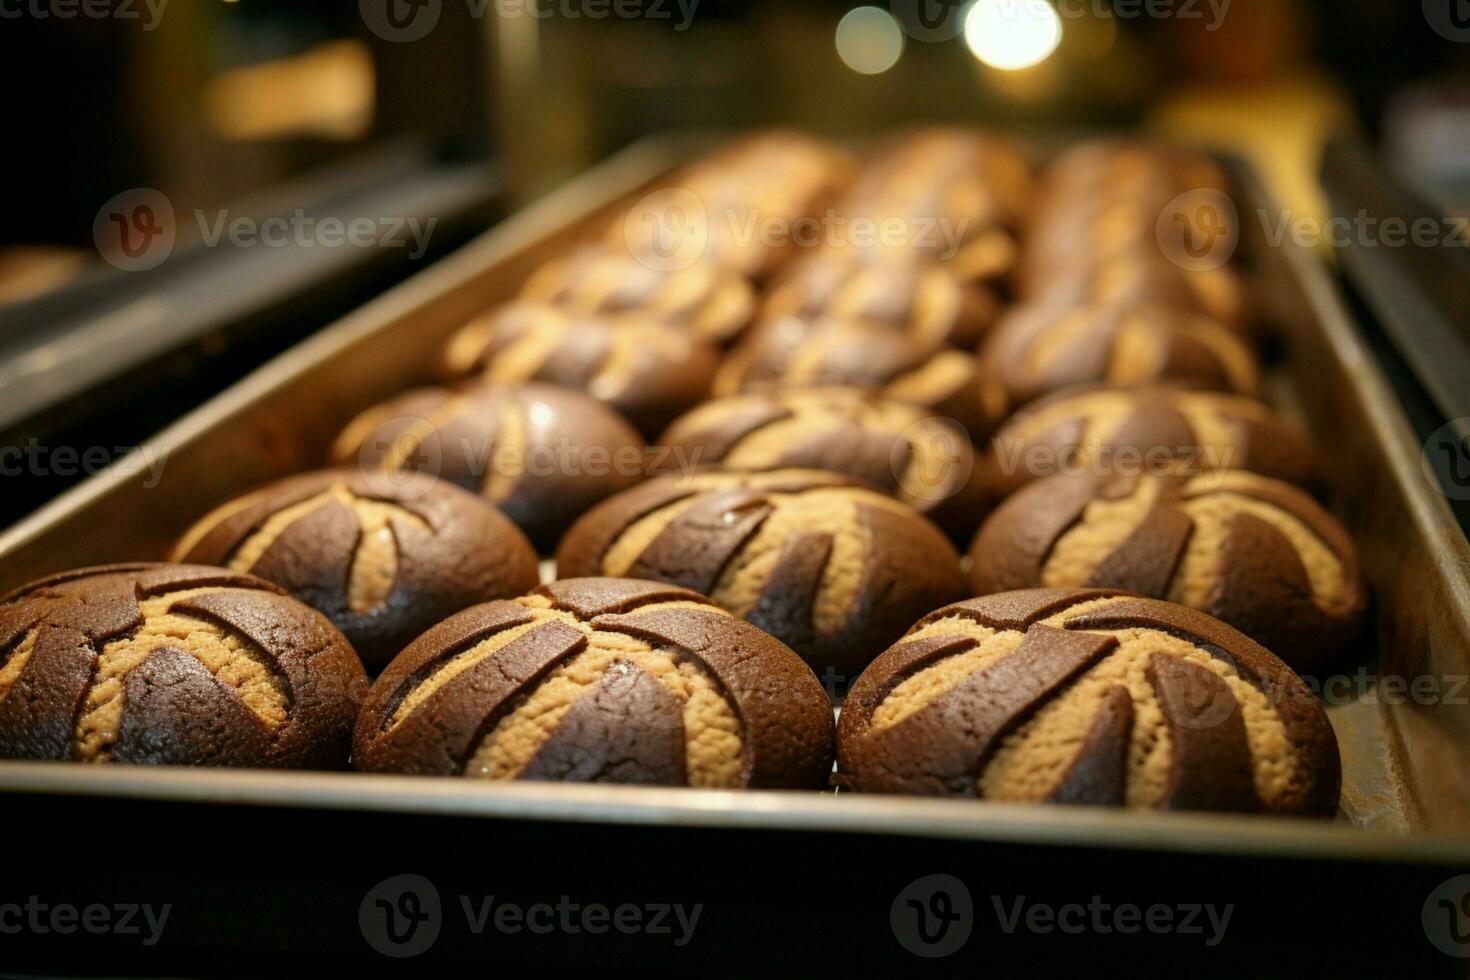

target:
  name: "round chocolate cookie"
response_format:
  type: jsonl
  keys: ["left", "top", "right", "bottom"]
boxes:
{"left": 659, "top": 389, "right": 984, "bottom": 539}
{"left": 762, "top": 248, "right": 1000, "bottom": 350}
{"left": 837, "top": 588, "right": 1341, "bottom": 816}
{"left": 441, "top": 300, "right": 720, "bottom": 435}
{"left": 519, "top": 244, "right": 756, "bottom": 345}
{"left": 967, "top": 471, "right": 1366, "bottom": 673}
{"left": 555, "top": 469, "right": 968, "bottom": 682}
{"left": 0, "top": 563, "right": 365, "bottom": 768}
{"left": 172, "top": 470, "right": 540, "bottom": 672}
{"left": 981, "top": 385, "right": 1315, "bottom": 501}
{"left": 331, "top": 382, "right": 645, "bottom": 551}
{"left": 979, "top": 302, "right": 1260, "bottom": 413}
{"left": 717, "top": 316, "right": 996, "bottom": 438}
{"left": 353, "top": 578, "right": 835, "bottom": 787}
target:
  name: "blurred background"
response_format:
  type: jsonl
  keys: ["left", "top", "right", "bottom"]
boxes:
{"left": 1, "top": 0, "right": 1468, "bottom": 520}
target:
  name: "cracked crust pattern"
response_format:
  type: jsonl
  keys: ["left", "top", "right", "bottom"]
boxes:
{"left": 716, "top": 317, "right": 995, "bottom": 439}
{"left": 0, "top": 563, "right": 364, "bottom": 768}
{"left": 658, "top": 388, "right": 985, "bottom": 538}
{"left": 555, "top": 470, "right": 968, "bottom": 681}
{"left": 520, "top": 244, "right": 756, "bottom": 345}
{"left": 441, "top": 300, "right": 720, "bottom": 435}
{"left": 612, "top": 131, "right": 855, "bottom": 281}
{"left": 837, "top": 589, "right": 1340, "bottom": 816}
{"left": 353, "top": 578, "right": 835, "bottom": 787}
{"left": 981, "top": 385, "right": 1315, "bottom": 501}
{"left": 761, "top": 248, "right": 1000, "bottom": 350}
{"left": 967, "top": 470, "right": 1366, "bottom": 673}
{"left": 172, "top": 470, "right": 540, "bottom": 673}
{"left": 330, "top": 382, "right": 645, "bottom": 551}
{"left": 980, "top": 303, "right": 1260, "bottom": 414}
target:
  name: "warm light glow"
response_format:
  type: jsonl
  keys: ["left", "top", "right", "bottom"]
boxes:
{"left": 964, "top": 0, "right": 1062, "bottom": 71}
{"left": 835, "top": 6, "right": 905, "bottom": 76}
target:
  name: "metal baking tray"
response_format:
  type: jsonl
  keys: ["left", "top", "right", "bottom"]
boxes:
{"left": 2, "top": 133, "right": 1469, "bottom": 875}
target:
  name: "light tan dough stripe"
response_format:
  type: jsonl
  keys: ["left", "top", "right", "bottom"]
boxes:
{"left": 73, "top": 588, "right": 291, "bottom": 762}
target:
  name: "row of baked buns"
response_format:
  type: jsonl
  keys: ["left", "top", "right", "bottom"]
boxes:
{"left": 0, "top": 132, "right": 1351, "bottom": 819}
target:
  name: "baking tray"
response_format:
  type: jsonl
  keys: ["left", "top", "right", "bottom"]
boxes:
{"left": 3, "top": 134, "right": 1470, "bottom": 873}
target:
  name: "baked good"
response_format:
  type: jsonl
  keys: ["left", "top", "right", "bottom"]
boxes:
{"left": 353, "top": 577, "right": 834, "bottom": 787}
{"left": 519, "top": 244, "right": 755, "bottom": 345}
{"left": 555, "top": 469, "right": 968, "bottom": 682}
{"left": 614, "top": 131, "right": 855, "bottom": 282}
{"left": 979, "top": 302, "right": 1260, "bottom": 414}
{"left": 440, "top": 300, "right": 720, "bottom": 435}
{"left": 1033, "top": 139, "right": 1228, "bottom": 218}
{"left": 659, "top": 388, "right": 984, "bottom": 539}
{"left": 1024, "top": 251, "right": 1250, "bottom": 334}
{"left": 836, "top": 588, "right": 1341, "bottom": 816}
{"left": 967, "top": 470, "right": 1365, "bottom": 673}
{"left": 0, "top": 563, "right": 365, "bottom": 767}
{"left": 330, "top": 382, "right": 645, "bottom": 551}
{"left": 761, "top": 248, "right": 1000, "bottom": 350}
{"left": 172, "top": 470, "right": 540, "bottom": 672}
{"left": 980, "top": 385, "right": 1315, "bottom": 501}
{"left": 717, "top": 316, "right": 997, "bottom": 439}
{"left": 837, "top": 128, "right": 1032, "bottom": 284}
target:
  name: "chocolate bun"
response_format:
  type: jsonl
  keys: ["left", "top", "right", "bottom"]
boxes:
{"left": 0, "top": 563, "right": 365, "bottom": 767}
{"left": 717, "top": 317, "right": 997, "bottom": 439}
{"left": 837, "top": 588, "right": 1341, "bottom": 816}
{"left": 762, "top": 248, "right": 1000, "bottom": 350}
{"left": 172, "top": 470, "right": 540, "bottom": 672}
{"left": 659, "top": 388, "right": 984, "bottom": 539}
{"left": 838, "top": 128, "right": 1032, "bottom": 283}
{"left": 441, "top": 300, "right": 719, "bottom": 435}
{"left": 331, "top": 382, "right": 645, "bottom": 551}
{"left": 968, "top": 471, "right": 1365, "bottom": 673}
{"left": 614, "top": 131, "right": 855, "bottom": 282}
{"left": 555, "top": 469, "right": 968, "bottom": 682}
{"left": 979, "top": 302, "right": 1260, "bottom": 414}
{"left": 981, "top": 385, "right": 1315, "bottom": 501}
{"left": 353, "top": 578, "right": 834, "bottom": 787}
{"left": 519, "top": 244, "right": 756, "bottom": 345}
{"left": 1025, "top": 248, "right": 1250, "bottom": 332}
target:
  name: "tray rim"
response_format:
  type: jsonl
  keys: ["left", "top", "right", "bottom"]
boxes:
{"left": 2, "top": 134, "right": 1469, "bottom": 864}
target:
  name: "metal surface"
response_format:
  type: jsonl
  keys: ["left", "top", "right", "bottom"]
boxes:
{"left": 2, "top": 136, "right": 1468, "bottom": 862}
